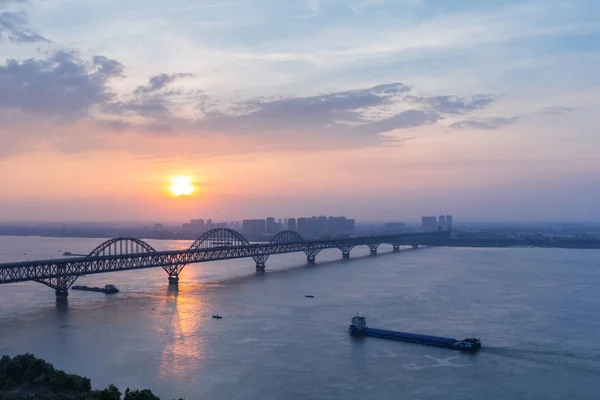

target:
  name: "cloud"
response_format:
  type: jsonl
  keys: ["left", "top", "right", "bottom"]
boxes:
{"left": 103, "top": 98, "right": 171, "bottom": 118}
{"left": 449, "top": 116, "right": 519, "bottom": 130}
{"left": 0, "top": 10, "right": 48, "bottom": 43}
{"left": 0, "top": 0, "right": 28, "bottom": 7}
{"left": 410, "top": 95, "right": 494, "bottom": 114}
{"left": 540, "top": 106, "right": 576, "bottom": 115}
{"left": 101, "top": 72, "right": 194, "bottom": 119}
{"left": 0, "top": 51, "right": 123, "bottom": 119}
{"left": 134, "top": 72, "right": 194, "bottom": 95}
{"left": 196, "top": 83, "right": 491, "bottom": 140}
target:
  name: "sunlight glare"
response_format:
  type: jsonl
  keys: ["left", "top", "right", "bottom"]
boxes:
{"left": 170, "top": 176, "right": 195, "bottom": 197}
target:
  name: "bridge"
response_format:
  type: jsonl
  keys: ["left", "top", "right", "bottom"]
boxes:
{"left": 0, "top": 229, "right": 449, "bottom": 298}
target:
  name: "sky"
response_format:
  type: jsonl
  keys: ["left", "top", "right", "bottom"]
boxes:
{"left": 0, "top": 0, "right": 599, "bottom": 223}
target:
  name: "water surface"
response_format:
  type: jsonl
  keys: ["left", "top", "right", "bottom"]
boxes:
{"left": 1, "top": 236, "right": 599, "bottom": 399}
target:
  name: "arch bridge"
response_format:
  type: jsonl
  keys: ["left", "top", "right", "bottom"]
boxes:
{"left": 0, "top": 229, "right": 449, "bottom": 298}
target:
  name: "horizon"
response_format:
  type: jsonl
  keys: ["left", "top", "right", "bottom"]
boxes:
{"left": 1, "top": 0, "right": 599, "bottom": 222}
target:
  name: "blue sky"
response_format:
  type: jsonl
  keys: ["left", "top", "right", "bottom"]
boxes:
{"left": 0, "top": 0, "right": 599, "bottom": 222}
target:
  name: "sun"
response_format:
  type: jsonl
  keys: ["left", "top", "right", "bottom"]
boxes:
{"left": 169, "top": 176, "right": 195, "bottom": 197}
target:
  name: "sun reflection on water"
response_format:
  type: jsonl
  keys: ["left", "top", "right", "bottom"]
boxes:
{"left": 158, "top": 284, "right": 207, "bottom": 381}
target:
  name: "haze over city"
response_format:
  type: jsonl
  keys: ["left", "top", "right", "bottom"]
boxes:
{"left": 1, "top": 0, "right": 599, "bottom": 223}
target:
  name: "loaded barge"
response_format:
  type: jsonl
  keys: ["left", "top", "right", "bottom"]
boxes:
{"left": 72, "top": 284, "right": 119, "bottom": 294}
{"left": 348, "top": 315, "right": 481, "bottom": 352}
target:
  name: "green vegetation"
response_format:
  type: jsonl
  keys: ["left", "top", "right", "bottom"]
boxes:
{"left": 0, "top": 354, "right": 182, "bottom": 400}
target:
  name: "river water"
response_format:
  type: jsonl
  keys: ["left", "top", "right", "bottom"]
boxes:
{"left": 1, "top": 236, "right": 599, "bottom": 399}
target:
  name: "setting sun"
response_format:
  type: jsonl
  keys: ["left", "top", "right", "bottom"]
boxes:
{"left": 169, "top": 177, "right": 195, "bottom": 197}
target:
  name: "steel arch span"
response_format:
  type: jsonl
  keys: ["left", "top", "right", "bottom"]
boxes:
{"left": 270, "top": 231, "right": 305, "bottom": 244}
{"left": 182, "top": 228, "right": 257, "bottom": 279}
{"left": 255, "top": 230, "right": 311, "bottom": 269}
{"left": 36, "top": 238, "right": 159, "bottom": 297}
{"left": 88, "top": 238, "right": 156, "bottom": 257}
{"left": 189, "top": 228, "right": 250, "bottom": 250}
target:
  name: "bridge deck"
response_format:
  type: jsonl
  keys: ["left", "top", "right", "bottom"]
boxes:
{"left": 0, "top": 231, "right": 449, "bottom": 294}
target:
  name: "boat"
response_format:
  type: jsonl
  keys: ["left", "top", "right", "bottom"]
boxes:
{"left": 212, "top": 315, "right": 222, "bottom": 319}
{"left": 348, "top": 315, "right": 481, "bottom": 352}
{"left": 63, "top": 251, "right": 72, "bottom": 256}
{"left": 72, "top": 284, "right": 119, "bottom": 294}
{"left": 305, "top": 295, "right": 315, "bottom": 298}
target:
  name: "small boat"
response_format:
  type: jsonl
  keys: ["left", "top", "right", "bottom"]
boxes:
{"left": 63, "top": 251, "right": 72, "bottom": 256}
{"left": 212, "top": 315, "right": 222, "bottom": 319}
{"left": 305, "top": 295, "right": 315, "bottom": 298}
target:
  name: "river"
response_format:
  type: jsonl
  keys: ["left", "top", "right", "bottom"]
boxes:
{"left": 1, "top": 235, "right": 599, "bottom": 399}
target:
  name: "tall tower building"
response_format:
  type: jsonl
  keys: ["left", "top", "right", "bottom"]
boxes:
{"left": 438, "top": 215, "right": 446, "bottom": 231}
{"left": 266, "top": 217, "right": 275, "bottom": 234}
{"left": 446, "top": 215, "right": 453, "bottom": 231}
{"left": 288, "top": 218, "right": 297, "bottom": 231}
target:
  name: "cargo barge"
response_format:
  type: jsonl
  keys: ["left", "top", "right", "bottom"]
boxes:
{"left": 348, "top": 315, "right": 481, "bottom": 352}
{"left": 72, "top": 284, "right": 119, "bottom": 294}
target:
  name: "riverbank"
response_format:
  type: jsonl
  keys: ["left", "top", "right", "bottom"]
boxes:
{"left": 0, "top": 354, "right": 180, "bottom": 400}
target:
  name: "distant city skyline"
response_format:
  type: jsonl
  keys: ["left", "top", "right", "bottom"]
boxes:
{"left": 1, "top": 1, "right": 599, "bottom": 222}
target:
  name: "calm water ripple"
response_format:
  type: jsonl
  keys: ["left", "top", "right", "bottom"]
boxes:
{"left": 1, "top": 236, "right": 600, "bottom": 399}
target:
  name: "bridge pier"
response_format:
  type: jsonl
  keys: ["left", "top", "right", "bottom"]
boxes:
{"left": 368, "top": 244, "right": 380, "bottom": 256}
{"left": 338, "top": 245, "right": 354, "bottom": 260}
{"left": 253, "top": 254, "right": 269, "bottom": 271}
{"left": 393, "top": 245, "right": 400, "bottom": 252}
{"left": 168, "top": 276, "right": 179, "bottom": 285}
{"left": 305, "top": 248, "right": 321, "bottom": 265}
{"left": 412, "top": 244, "right": 419, "bottom": 249}
{"left": 55, "top": 289, "right": 69, "bottom": 299}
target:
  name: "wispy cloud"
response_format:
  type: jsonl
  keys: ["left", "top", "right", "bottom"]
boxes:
{"left": 449, "top": 116, "right": 519, "bottom": 130}
{"left": 134, "top": 73, "right": 194, "bottom": 95}
{"left": 0, "top": 10, "right": 48, "bottom": 43}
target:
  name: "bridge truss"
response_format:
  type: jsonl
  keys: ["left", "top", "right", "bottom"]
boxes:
{"left": 0, "top": 229, "right": 449, "bottom": 297}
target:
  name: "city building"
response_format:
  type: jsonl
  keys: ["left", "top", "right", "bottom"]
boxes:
{"left": 421, "top": 216, "right": 438, "bottom": 231}
{"left": 446, "top": 215, "right": 453, "bottom": 230}
{"left": 266, "top": 217, "right": 275, "bottom": 234}
{"left": 438, "top": 215, "right": 447, "bottom": 231}
{"left": 297, "top": 217, "right": 308, "bottom": 233}
{"left": 242, "top": 219, "right": 267, "bottom": 234}
{"left": 287, "top": 218, "right": 297, "bottom": 231}
{"left": 190, "top": 219, "right": 205, "bottom": 231}
{"left": 384, "top": 222, "right": 406, "bottom": 232}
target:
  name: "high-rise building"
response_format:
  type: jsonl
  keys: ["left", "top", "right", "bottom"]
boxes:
{"left": 317, "top": 216, "right": 328, "bottom": 233}
{"left": 190, "top": 219, "right": 205, "bottom": 231}
{"left": 446, "top": 215, "right": 453, "bottom": 231}
{"left": 287, "top": 218, "right": 297, "bottom": 231}
{"left": 256, "top": 219, "right": 266, "bottom": 234}
{"left": 421, "top": 216, "right": 437, "bottom": 231}
{"left": 438, "top": 215, "right": 446, "bottom": 231}
{"left": 273, "top": 222, "right": 282, "bottom": 233}
{"left": 266, "top": 217, "right": 275, "bottom": 234}
{"left": 297, "top": 217, "right": 308, "bottom": 233}
{"left": 242, "top": 219, "right": 266, "bottom": 234}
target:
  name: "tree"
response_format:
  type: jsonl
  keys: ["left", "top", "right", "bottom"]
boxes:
{"left": 124, "top": 388, "right": 161, "bottom": 400}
